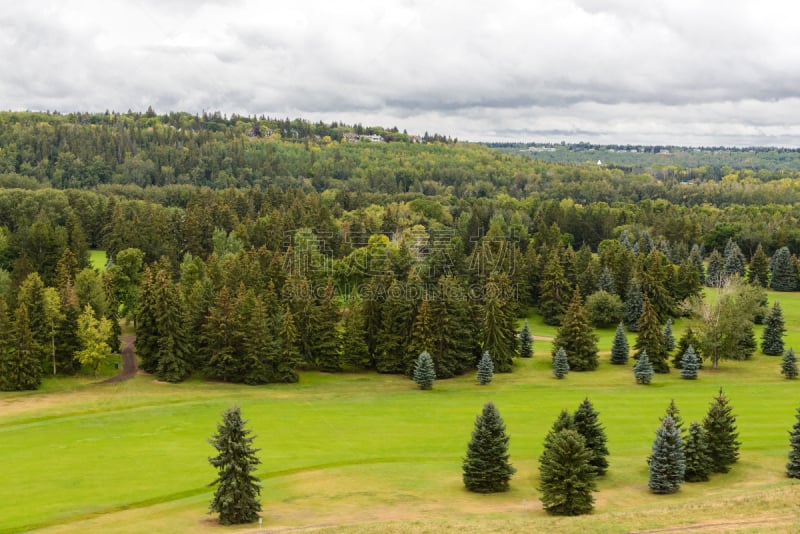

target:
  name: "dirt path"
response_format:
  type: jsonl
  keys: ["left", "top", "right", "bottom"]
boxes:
{"left": 101, "top": 335, "right": 137, "bottom": 384}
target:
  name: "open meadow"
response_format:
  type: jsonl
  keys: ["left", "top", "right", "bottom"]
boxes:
{"left": 2, "top": 291, "right": 800, "bottom": 533}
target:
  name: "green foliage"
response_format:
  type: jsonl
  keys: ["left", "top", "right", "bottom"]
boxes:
{"left": 748, "top": 244, "right": 770, "bottom": 287}
{"left": 634, "top": 298, "right": 669, "bottom": 373}
{"left": 340, "top": 298, "right": 371, "bottom": 371}
{"left": 552, "top": 288, "right": 598, "bottom": 371}
{"left": 672, "top": 326, "right": 702, "bottom": 369}
{"left": 684, "top": 422, "right": 712, "bottom": 482}
{"left": 781, "top": 348, "right": 798, "bottom": 380}
{"left": 552, "top": 347, "right": 570, "bottom": 379}
{"left": 610, "top": 322, "right": 629, "bottom": 365}
{"left": 539, "top": 249, "right": 571, "bottom": 325}
{"left": 312, "top": 279, "right": 342, "bottom": 372}
{"left": 538, "top": 429, "right": 596, "bottom": 516}
{"left": 634, "top": 350, "right": 654, "bottom": 385}
{"left": 787, "top": 406, "right": 800, "bottom": 479}
{"left": 723, "top": 239, "right": 746, "bottom": 278}
{"left": 480, "top": 273, "right": 517, "bottom": 373}
{"left": 648, "top": 416, "right": 685, "bottom": 494}
{"left": 680, "top": 346, "right": 700, "bottom": 380}
{"left": 572, "top": 398, "right": 609, "bottom": 477}
{"left": 76, "top": 304, "right": 113, "bottom": 378}
{"left": 706, "top": 250, "right": 724, "bottom": 288}
{"left": 702, "top": 389, "right": 740, "bottom": 473}
{"left": 476, "top": 350, "right": 494, "bottom": 385}
{"left": 518, "top": 320, "right": 533, "bottom": 358}
{"left": 462, "top": 402, "right": 515, "bottom": 493}
{"left": 623, "top": 277, "right": 644, "bottom": 331}
{"left": 413, "top": 351, "right": 436, "bottom": 390}
{"left": 585, "top": 290, "right": 624, "bottom": 328}
{"left": 770, "top": 247, "right": 796, "bottom": 291}
{"left": 761, "top": 301, "right": 786, "bottom": 355}
{"left": 663, "top": 318, "right": 675, "bottom": 353}
{"left": 208, "top": 407, "right": 262, "bottom": 525}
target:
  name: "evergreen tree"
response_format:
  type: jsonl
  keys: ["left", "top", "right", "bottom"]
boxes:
{"left": 552, "top": 287, "right": 598, "bottom": 371}
{"left": 539, "top": 249, "right": 571, "bottom": 325}
{"left": 781, "top": 348, "right": 798, "bottom": 379}
{"left": 648, "top": 416, "right": 685, "bottom": 494}
{"left": 662, "top": 399, "right": 684, "bottom": 435}
{"left": 723, "top": 239, "right": 746, "bottom": 278}
{"left": 481, "top": 272, "right": 517, "bottom": 372}
{"left": 639, "top": 249, "right": 674, "bottom": 321}
{"left": 278, "top": 307, "right": 302, "bottom": 375}
{"left": 770, "top": 246, "right": 796, "bottom": 291}
{"left": 673, "top": 326, "right": 702, "bottom": 369}
{"left": 663, "top": 318, "right": 675, "bottom": 353}
{"left": 518, "top": 320, "right": 533, "bottom": 358}
{"left": 462, "top": 402, "right": 516, "bottom": 493}
{"left": 706, "top": 250, "right": 724, "bottom": 287}
{"left": 623, "top": 277, "right": 644, "bottom": 331}
{"left": 0, "top": 303, "right": 42, "bottom": 390}
{"left": 539, "top": 429, "right": 596, "bottom": 516}
{"left": 476, "top": 350, "right": 494, "bottom": 385}
{"left": 684, "top": 422, "right": 712, "bottom": 482}
{"left": 413, "top": 350, "right": 436, "bottom": 390}
{"left": 203, "top": 286, "right": 241, "bottom": 381}
{"left": 429, "top": 276, "right": 477, "bottom": 378}
{"left": 54, "top": 281, "right": 81, "bottom": 374}
{"left": 634, "top": 298, "right": 669, "bottom": 373}
{"left": 572, "top": 398, "right": 609, "bottom": 477}
{"left": 552, "top": 347, "right": 570, "bottom": 379}
{"left": 689, "top": 244, "right": 705, "bottom": 286}
{"left": 748, "top": 244, "right": 770, "bottom": 287}
{"left": 406, "top": 294, "right": 435, "bottom": 373}
{"left": 311, "top": 279, "right": 342, "bottom": 372}
{"left": 340, "top": 298, "right": 371, "bottom": 370}
{"left": 761, "top": 301, "right": 786, "bottom": 356}
{"left": 610, "top": 322, "right": 629, "bottom": 365}
{"left": 208, "top": 407, "right": 262, "bottom": 525}
{"left": 548, "top": 409, "right": 575, "bottom": 437}
{"left": 634, "top": 350, "right": 654, "bottom": 384}
{"left": 597, "top": 266, "right": 616, "bottom": 294}
{"left": 786, "top": 406, "right": 800, "bottom": 478}
{"left": 680, "top": 346, "right": 700, "bottom": 380}
{"left": 702, "top": 388, "right": 740, "bottom": 473}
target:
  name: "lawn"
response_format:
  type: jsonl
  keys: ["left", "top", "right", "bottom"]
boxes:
{"left": 88, "top": 250, "right": 107, "bottom": 272}
{"left": 2, "top": 292, "right": 800, "bottom": 533}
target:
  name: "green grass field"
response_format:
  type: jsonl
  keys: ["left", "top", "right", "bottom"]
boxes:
{"left": 88, "top": 250, "right": 107, "bottom": 272}
{"left": 3, "top": 292, "right": 800, "bottom": 533}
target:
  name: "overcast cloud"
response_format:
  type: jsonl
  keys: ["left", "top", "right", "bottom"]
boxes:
{"left": 2, "top": 0, "right": 800, "bottom": 145}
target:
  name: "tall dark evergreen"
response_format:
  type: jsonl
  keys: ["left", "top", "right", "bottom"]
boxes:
{"left": 375, "top": 279, "right": 413, "bottom": 373}
{"left": 684, "top": 422, "right": 712, "bottom": 482}
{"left": 340, "top": 298, "right": 371, "bottom": 371}
{"left": 623, "top": 277, "right": 644, "bottom": 331}
{"left": 518, "top": 320, "right": 533, "bottom": 358}
{"left": 552, "top": 347, "right": 569, "bottom": 379}
{"left": 610, "top": 322, "right": 629, "bottom": 365}
{"left": 481, "top": 272, "right": 517, "bottom": 372}
{"left": 538, "top": 429, "right": 596, "bottom": 516}
{"left": 208, "top": 407, "right": 262, "bottom": 525}
{"left": 689, "top": 244, "right": 705, "bottom": 286}
{"left": 747, "top": 244, "right": 770, "bottom": 287}
{"left": 634, "top": 298, "right": 669, "bottom": 373}
{"left": 429, "top": 276, "right": 477, "bottom": 378}
{"left": 761, "top": 301, "right": 786, "bottom": 356}
{"left": 1, "top": 303, "right": 43, "bottom": 390}
{"left": 311, "top": 279, "right": 342, "bottom": 372}
{"left": 787, "top": 406, "right": 800, "bottom": 478}
{"left": 634, "top": 350, "right": 654, "bottom": 384}
{"left": 648, "top": 416, "right": 685, "bottom": 494}
{"left": 412, "top": 350, "right": 436, "bottom": 390}
{"left": 702, "top": 389, "right": 740, "bottom": 473}
{"left": 462, "top": 402, "right": 516, "bottom": 493}
{"left": 770, "top": 246, "right": 796, "bottom": 291}
{"left": 552, "top": 287, "right": 598, "bottom": 371}
{"left": 572, "top": 398, "right": 609, "bottom": 476}
{"left": 781, "top": 348, "right": 798, "bottom": 379}
{"left": 476, "top": 350, "right": 494, "bottom": 385}
{"left": 539, "top": 249, "right": 571, "bottom": 325}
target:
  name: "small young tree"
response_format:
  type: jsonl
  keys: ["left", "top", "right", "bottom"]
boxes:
{"left": 208, "top": 407, "right": 261, "bottom": 525}
{"left": 634, "top": 350, "right": 654, "bottom": 385}
{"left": 552, "top": 347, "right": 570, "bottom": 379}
{"left": 518, "top": 320, "right": 533, "bottom": 358}
{"left": 552, "top": 288, "right": 599, "bottom": 371}
{"left": 663, "top": 319, "right": 675, "bottom": 353}
{"left": 672, "top": 326, "right": 702, "bottom": 369}
{"left": 610, "top": 322, "right": 629, "bottom": 365}
{"left": 573, "top": 398, "right": 610, "bottom": 477}
{"left": 476, "top": 350, "right": 494, "bottom": 385}
{"left": 684, "top": 422, "right": 712, "bottom": 482}
{"left": 781, "top": 348, "right": 798, "bottom": 380}
{"left": 787, "top": 406, "right": 800, "bottom": 478}
{"left": 648, "top": 416, "right": 685, "bottom": 494}
{"left": 662, "top": 399, "right": 684, "bottom": 435}
{"left": 702, "top": 388, "right": 740, "bottom": 473}
{"left": 463, "top": 402, "right": 516, "bottom": 493}
{"left": 762, "top": 302, "right": 786, "bottom": 356}
{"left": 680, "top": 346, "right": 700, "bottom": 380}
{"left": 539, "top": 429, "right": 596, "bottom": 516}
{"left": 624, "top": 277, "right": 644, "bottom": 332}
{"left": 413, "top": 350, "right": 436, "bottom": 390}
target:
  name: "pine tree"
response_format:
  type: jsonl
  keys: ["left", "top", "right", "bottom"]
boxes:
{"left": 340, "top": 298, "right": 371, "bottom": 370}
{"left": 781, "top": 348, "right": 798, "bottom": 379}
{"left": 680, "top": 346, "right": 700, "bottom": 380}
{"left": 610, "top": 322, "right": 629, "bottom": 364}
{"left": 476, "top": 350, "right": 494, "bottom": 385}
{"left": 702, "top": 388, "right": 740, "bottom": 473}
{"left": 208, "top": 407, "right": 262, "bottom": 525}
{"left": 634, "top": 350, "right": 654, "bottom": 385}
{"left": 723, "top": 239, "right": 746, "bottom": 278}
{"left": 539, "top": 249, "right": 571, "bottom": 325}
{"left": 634, "top": 298, "right": 669, "bottom": 373}
{"left": 573, "top": 398, "right": 609, "bottom": 477}
{"left": 689, "top": 244, "right": 705, "bottom": 286}
{"left": 597, "top": 266, "right": 616, "bottom": 294}
{"left": 311, "top": 279, "right": 342, "bottom": 372}
{"left": 375, "top": 279, "right": 413, "bottom": 374}
{"left": 552, "top": 347, "right": 570, "bottom": 379}
{"left": 539, "top": 429, "right": 596, "bottom": 516}
{"left": 662, "top": 399, "right": 684, "bottom": 435}
{"left": 623, "top": 277, "right": 644, "bottom": 331}
{"left": 663, "top": 318, "right": 675, "bottom": 353}
{"left": 706, "top": 250, "right": 724, "bottom": 287}
{"left": 0, "top": 303, "right": 43, "bottom": 390}
{"left": 761, "top": 301, "right": 786, "bottom": 355}
{"left": 518, "top": 320, "right": 533, "bottom": 358}
{"left": 684, "top": 422, "right": 712, "bottom": 482}
{"left": 462, "top": 402, "right": 516, "bottom": 493}
{"left": 481, "top": 273, "right": 517, "bottom": 373}
{"left": 648, "top": 416, "right": 685, "bottom": 494}
{"left": 748, "top": 244, "right": 770, "bottom": 287}
{"left": 770, "top": 246, "right": 796, "bottom": 291}
{"left": 413, "top": 350, "right": 436, "bottom": 390}
{"left": 673, "top": 326, "right": 702, "bottom": 369}
{"left": 552, "top": 287, "right": 598, "bottom": 371}
{"left": 786, "top": 406, "right": 800, "bottom": 478}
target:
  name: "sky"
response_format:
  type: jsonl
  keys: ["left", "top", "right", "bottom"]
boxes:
{"left": 3, "top": 0, "right": 800, "bottom": 146}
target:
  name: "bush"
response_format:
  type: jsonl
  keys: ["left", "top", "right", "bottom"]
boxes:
{"left": 585, "top": 290, "right": 624, "bottom": 328}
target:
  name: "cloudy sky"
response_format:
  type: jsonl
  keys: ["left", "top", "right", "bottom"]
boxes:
{"left": 3, "top": 0, "right": 800, "bottom": 146}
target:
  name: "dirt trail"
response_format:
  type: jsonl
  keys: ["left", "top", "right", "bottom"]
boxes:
{"left": 101, "top": 335, "right": 137, "bottom": 384}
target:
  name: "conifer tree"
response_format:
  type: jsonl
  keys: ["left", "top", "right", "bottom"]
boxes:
{"left": 663, "top": 318, "right": 675, "bottom": 353}
{"left": 672, "top": 326, "right": 702, "bottom": 369}
{"left": 689, "top": 244, "right": 705, "bottom": 286}
{"left": 539, "top": 249, "right": 571, "bottom": 325}
{"left": 684, "top": 422, "right": 712, "bottom": 482}
{"left": 552, "top": 347, "right": 569, "bottom": 379}
{"left": 624, "top": 277, "right": 644, "bottom": 331}
{"left": 539, "top": 429, "right": 596, "bottom": 516}
{"left": 761, "top": 301, "right": 786, "bottom": 356}
{"left": 476, "top": 350, "right": 494, "bottom": 385}
{"left": 723, "top": 239, "right": 746, "bottom": 278}
{"left": 648, "top": 416, "right": 685, "bottom": 494}
{"left": 312, "top": 279, "right": 342, "bottom": 372}
{"left": 781, "top": 348, "right": 798, "bottom": 379}
{"left": 662, "top": 399, "right": 684, "bottom": 435}
{"left": 786, "top": 406, "right": 800, "bottom": 478}
{"left": 552, "top": 287, "right": 598, "bottom": 371}
{"left": 748, "top": 244, "right": 770, "bottom": 287}
{"left": 429, "top": 276, "right": 477, "bottom": 378}
{"left": 278, "top": 307, "right": 302, "bottom": 375}
{"left": 639, "top": 249, "right": 674, "bottom": 321}
{"left": 340, "top": 298, "right": 371, "bottom": 371}
{"left": 573, "top": 398, "right": 609, "bottom": 476}
{"left": 518, "top": 320, "right": 533, "bottom": 358}
{"left": 462, "top": 402, "right": 515, "bottom": 493}
{"left": 702, "top": 389, "right": 740, "bottom": 473}
{"left": 597, "top": 266, "right": 616, "bottom": 294}
{"left": 634, "top": 298, "right": 669, "bottom": 373}
{"left": 0, "top": 303, "right": 42, "bottom": 390}
{"left": 413, "top": 350, "right": 436, "bottom": 390}
{"left": 54, "top": 281, "right": 81, "bottom": 374}
{"left": 770, "top": 246, "right": 796, "bottom": 291}
{"left": 679, "top": 346, "right": 700, "bottom": 379}
{"left": 481, "top": 272, "right": 517, "bottom": 372}
{"left": 610, "top": 322, "right": 629, "bottom": 364}
{"left": 208, "top": 407, "right": 262, "bottom": 525}
{"left": 204, "top": 286, "right": 241, "bottom": 381}
{"left": 706, "top": 250, "right": 724, "bottom": 287}
{"left": 634, "top": 350, "right": 654, "bottom": 384}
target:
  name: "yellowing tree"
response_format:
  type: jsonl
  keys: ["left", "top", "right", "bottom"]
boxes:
{"left": 76, "top": 304, "right": 113, "bottom": 378}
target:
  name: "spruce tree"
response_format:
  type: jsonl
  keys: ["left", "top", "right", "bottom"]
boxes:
{"left": 539, "top": 249, "right": 571, "bottom": 325}
{"left": 786, "top": 406, "right": 800, "bottom": 478}
{"left": 519, "top": 320, "right": 533, "bottom": 358}
{"left": 702, "top": 388, "right": 740, "bottom": 473}
{"left": 462, "top": 402, "right": 516, "bottom": 493}
{"left": 781, "top": 348, "right": 798, "bottom": 380}
{"left": 634, "top": 298, "right": 669, "bottom": 373}
{"left": 552, "top": 347, "right": 569, "bottom": 379}
{"left": 761, "top": 301, "right": 786, "bottom": 356}
{"left": 481, "top": 272, "right": 517, "bottom": 372}
{"left": 340, "top": 298, "right": 371, "bottom": 371}
{"left": 413, "top": 351, "right": 436, "bottom": 390}
{"left": 610, "top": 322, "right": 629, "bottom": 365}
{"left": 539, "top": 429, "right": 596, "bottom": 516}
{"left": 597, "top": 266, "right": 616, "bottom": 294}
{"left": 680, "top": 346, "right": 700, "bottom": 380}
{"left": 573, "top": 398, "right": 609, "bottom": 476}
{"left": 723, "top": 239, "right": 746, "bottom": 278}
{"left": 748, "top": 244, "right": 770, "bottom": 287}
{"left": 663, "top": 318, "right": 675, "bottom": 353}
{"left": 770, "top": 246, "right": 796, "bottom": 291}
{"left": 706, "top": 250, "right": 724, "bottom": 287}
{"left": 634, "top": 350, "right": 654, "bottom": 385}
{"left": 476, "top": 350, "right": 494, "bottom": 385}
{"left": 684, "top": 422, "right": 712, "bottom": 482}
{"left": 552, "top": 287, "right": 599, "bottom": 371}
{"left": 311, "top": 279, "right": 342, "bottom": 372}
{"left": 648, "top": 416, "right": 685, "bottom": 494}
{"left": 375, "top": 279, "right": 413, "bottom": 373}
{"left": 673, "top": 326, "right": 702, "bottom": 369}
{"left": 662, "top": 399, "right": 684, "bottom": 435}
{"left": 208, "top": 407, "right": 262, "bottom": 525}
{"left": 624, "top": 277, "right": 644, "bottom": 331}
{"left": 429, "top": 276, "right": 477, "bottom": 378}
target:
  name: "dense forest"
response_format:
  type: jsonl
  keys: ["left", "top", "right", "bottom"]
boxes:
{"left": 1, "top": 111, "right": 800, "bottom": 389}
